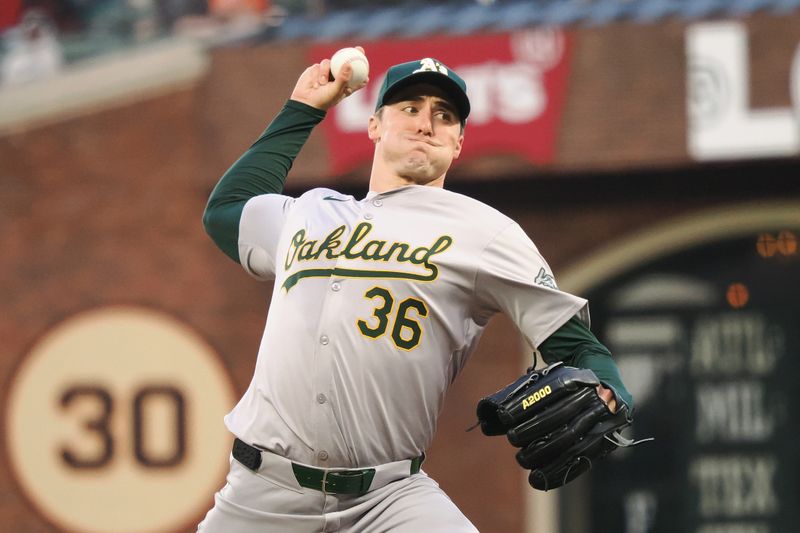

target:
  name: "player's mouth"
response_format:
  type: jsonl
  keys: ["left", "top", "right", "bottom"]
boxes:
{"left": 407, "top": 136, "right": 440, "bottom": 147}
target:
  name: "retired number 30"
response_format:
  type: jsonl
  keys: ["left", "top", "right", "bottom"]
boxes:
{"left": 357, "top": 286, "right": 428, "bottom": 351}
{"left": 60, "top": 384, "right": 186, "bottom": 469}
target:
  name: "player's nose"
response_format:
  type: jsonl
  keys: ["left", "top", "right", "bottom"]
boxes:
{"left": 415, "top": 108, "right": 434, "bottom": 136}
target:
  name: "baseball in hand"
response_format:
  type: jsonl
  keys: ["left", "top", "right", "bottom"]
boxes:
{"left": 330, "top": 47, "right": 369, "bottom": 88}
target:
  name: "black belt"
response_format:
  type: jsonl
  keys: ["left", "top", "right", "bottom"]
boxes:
{"left": 232, "top": 438, "right": 424, "bottom": 495}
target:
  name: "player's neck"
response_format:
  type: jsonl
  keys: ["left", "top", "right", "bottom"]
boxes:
{"left": 368, "top": 174, "right": 446, "bottom": 193}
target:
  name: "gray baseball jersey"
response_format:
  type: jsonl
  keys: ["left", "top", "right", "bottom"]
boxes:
{"left": 224, "top": 184, "right": 588, "bottom": 469}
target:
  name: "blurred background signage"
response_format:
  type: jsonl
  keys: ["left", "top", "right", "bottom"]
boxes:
{"left": 311, "top": 29, "right": 571, "bottom": 174}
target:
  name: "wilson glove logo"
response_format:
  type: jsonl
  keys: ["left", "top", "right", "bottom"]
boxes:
{"left": 522, "top": 385, "right": 553, "bottom": 410}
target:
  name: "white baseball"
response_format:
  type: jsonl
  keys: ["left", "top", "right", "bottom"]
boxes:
{"left": 330, "top": 47, "right": 369, "bottom": 88}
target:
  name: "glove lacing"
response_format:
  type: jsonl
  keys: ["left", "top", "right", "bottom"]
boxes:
{"left": 604, "top": 431, "right": 654, "bottom": 448}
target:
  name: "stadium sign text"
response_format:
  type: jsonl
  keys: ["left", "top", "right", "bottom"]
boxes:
{"left": 686, "top": 21, "right": 800, "bottom": 161}
{"left": 312, "top": 30, "right": 572, "bottom": 175}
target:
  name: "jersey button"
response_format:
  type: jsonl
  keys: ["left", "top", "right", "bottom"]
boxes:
{"left": 373, "top": 199, "right": 383, "bottom": 207}
{"left": 364, "top": 213, "right": 373, "bottom": 220}
{"left": 331, "top": 282, "right": 341, "bottom": 292}
{"left": 318, "top": 451, "right": 329, "bottom": 461}
{"left": 320, "top": 335, "right": 329, "bottom": 345}
{"left": 316, "top": 393, "right": 327, "bottom": 404}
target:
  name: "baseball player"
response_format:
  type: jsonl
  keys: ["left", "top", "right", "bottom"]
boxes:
{"left": 197, "top": 49, "right": 633, "bottom": 532}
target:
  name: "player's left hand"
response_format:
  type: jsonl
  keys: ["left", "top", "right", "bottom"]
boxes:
{"left": 290, "top": 46, "right": 369, "bottom": 111}
{"left": 597, "top": 384, "right": 617, "bottom": 413}
{"left": 475, "top": 362, "right": 646, "bottom": 491}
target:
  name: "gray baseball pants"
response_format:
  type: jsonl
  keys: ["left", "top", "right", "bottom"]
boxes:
{"left": 197, "top": 449, "right": 479, "bottom": 532}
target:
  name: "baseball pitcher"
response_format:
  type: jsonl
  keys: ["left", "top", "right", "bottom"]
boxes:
{"left": 197, "top": 48, "right": 636, "bottom": 532}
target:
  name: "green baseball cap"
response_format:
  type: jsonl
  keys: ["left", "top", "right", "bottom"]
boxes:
{"left": 374, "top": 58, "right": 470, "bottom": 124}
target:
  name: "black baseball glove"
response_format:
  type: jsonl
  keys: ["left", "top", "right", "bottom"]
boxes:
{"left": 476, "top": 362, "right": 634, "bottom": 491}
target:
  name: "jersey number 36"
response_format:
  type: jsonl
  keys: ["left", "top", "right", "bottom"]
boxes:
{"left": 357, "top": 286, "right": 428, "bottom": 351}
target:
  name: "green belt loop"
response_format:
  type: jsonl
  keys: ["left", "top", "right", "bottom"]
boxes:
{"left": 410, "top": 454, "right": 425, "bottom": 474}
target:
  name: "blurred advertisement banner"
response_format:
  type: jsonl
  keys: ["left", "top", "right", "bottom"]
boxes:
{"left": 311, "top": 29, "right": 572, "bottom": 175}
{"left": 0, "top": 0, "right": 21, "bottom": 30}
{"left": 686, "top": 21, "right": 800, "bottom": 161}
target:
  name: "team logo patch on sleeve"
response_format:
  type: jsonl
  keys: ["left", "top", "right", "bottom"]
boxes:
{"left": 534, "top": 267, "right": 557, "bottom": 289}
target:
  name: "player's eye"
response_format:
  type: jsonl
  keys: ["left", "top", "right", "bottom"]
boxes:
{"left": 402, "top": 105, "right": 418, "bottom": 114}
{"left": 434, "top": 110, "right": 454, "bottom": 122}
{"left": 433, "top": 109, "right": 457, "bottom": 124}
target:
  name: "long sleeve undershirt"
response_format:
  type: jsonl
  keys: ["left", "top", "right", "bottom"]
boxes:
{"left": 203, "top": 100, "right": 326, "bottom": 262}
{"left": 539, "top": 316, "right": 633, "bottom": 411}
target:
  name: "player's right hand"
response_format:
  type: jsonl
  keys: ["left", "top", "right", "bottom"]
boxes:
{"left": 290, "top": 46, "right": 368, "bottom": 111}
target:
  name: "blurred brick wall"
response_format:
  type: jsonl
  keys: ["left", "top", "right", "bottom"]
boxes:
{"left": 1, "top": 15, "right": 799, "bottom": 532}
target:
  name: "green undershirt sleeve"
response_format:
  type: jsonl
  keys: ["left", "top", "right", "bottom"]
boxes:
{"left": 202, "top": 100, "right": 327, "bottom": 262}
{"left": 538, "top": 316, "right": 634, "bottom": 411}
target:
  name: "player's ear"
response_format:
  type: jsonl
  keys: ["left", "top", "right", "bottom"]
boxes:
{"left": 368, "top": 113, "right": 381, "bottom": 143}
{"left": 452, "top": 132, "right": 464, "bottom": 159}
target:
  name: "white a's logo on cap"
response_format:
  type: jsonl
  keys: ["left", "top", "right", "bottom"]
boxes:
{"left": 414, "top": 58, "right": 448, "bottom": 76}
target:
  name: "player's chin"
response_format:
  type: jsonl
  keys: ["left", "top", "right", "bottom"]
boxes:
{"left": 407, "top": 153, "right": 451, "bottom": 175}
{"left": 400, "top": 162, "right": 442, "bottom": 185}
